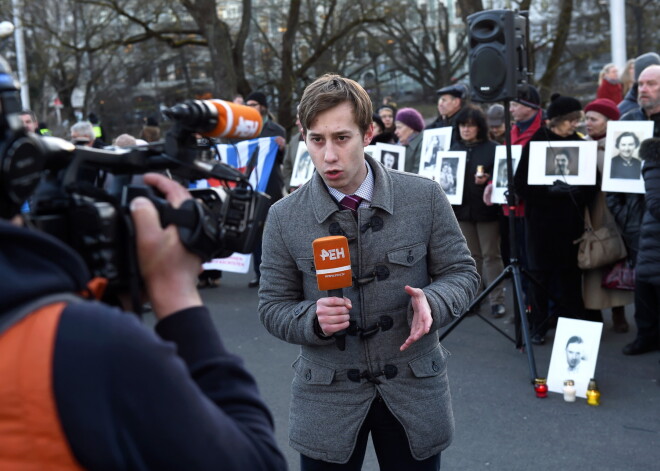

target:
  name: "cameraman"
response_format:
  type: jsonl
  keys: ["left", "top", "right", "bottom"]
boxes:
{"left": 0, "top": 173, "right": 286, "bottom": 470}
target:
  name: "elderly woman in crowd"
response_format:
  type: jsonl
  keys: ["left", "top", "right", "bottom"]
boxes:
{"left": 451, "top": 106, "right": 506, "bottom": 318}
{"left": 582, "top": 98, "right": 633, "bottom": 332}
{"left": 514, "top": 94, "right": 597, "bottom": 344}
{"left": 596, "top": 63, "right": 623, "bottom": 104}
{"left": 394, "top": 107, "right": 425, "bottom": 174}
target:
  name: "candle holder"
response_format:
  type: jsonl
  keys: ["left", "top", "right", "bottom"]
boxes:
{"left": 534, "top": 378, "right": 548, "bottom": 398}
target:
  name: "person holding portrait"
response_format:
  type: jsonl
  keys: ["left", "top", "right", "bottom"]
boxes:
{"left": 514, "top": 94, "right": 598, "bottom": 345}
{"left": 450, "top": 105, "right": 506, "bottom": 318}
{"left": 582, "top": 98, "right": 633, "bottom": 333}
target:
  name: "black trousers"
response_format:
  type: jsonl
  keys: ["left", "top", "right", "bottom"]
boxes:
{"left": 300, "top": 395, "right": 441, "bottom": 471}
{"left": 633, "top": 279, "right": 660, "bottom": 345}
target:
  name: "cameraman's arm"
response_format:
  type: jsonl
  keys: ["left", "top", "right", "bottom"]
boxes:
{"left": 130, "top": 173, "right": 203, "bottom": 318}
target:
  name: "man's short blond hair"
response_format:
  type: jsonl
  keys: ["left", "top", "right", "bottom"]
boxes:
{"left": 298, "top": 74, "right": 373, "bottom": 136}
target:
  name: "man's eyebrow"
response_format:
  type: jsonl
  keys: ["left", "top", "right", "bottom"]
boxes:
{"left": 307, "top": 129, "right": 354, "bottom": 137}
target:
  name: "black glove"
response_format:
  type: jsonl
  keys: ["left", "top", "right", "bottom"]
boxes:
{"left": 549, "top": 179, "right": 578, "bottom": 195}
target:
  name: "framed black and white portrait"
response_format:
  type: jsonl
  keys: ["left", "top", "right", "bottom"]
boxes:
{"left": 602, "top": 121, "right": 654, "bottom": 194}
{"left": 434, "top": 151, "right": 466, "bottom": 205}
{"left": 289, "top": 142, "right": 314, "bottom": 187}
{"left": 375, "top": 143, "right": 406, "bottom": 171}
{"left": 527, "top": 141, "right": 598, "bottom": 185}
{"left": 547, "top": 317, "right": 603, "bottom": 398}
{"left": 491, "top": 145, "right": 523, "bottom": 204}
{"left": 419, "top": 126, "right": 453, "bottom": 179}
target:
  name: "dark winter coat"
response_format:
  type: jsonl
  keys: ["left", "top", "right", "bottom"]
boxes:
{"left": 636, "top": 148, "right": 660, "bottom": 285}
{"left": 450, "top": 139, "right": 500, "bottom": 222}
{"left": 258, "top": 155, "right": 479, "bottom": 463}
{"left": 606, "top": 192, "right": 645, "bottom": 265}
{"left": 513, "top": 127, "right": 597, "bottom": 270}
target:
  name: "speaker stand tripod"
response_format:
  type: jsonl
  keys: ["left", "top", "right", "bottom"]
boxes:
{"left": 439, "top": 100, "right": 539, "bottom": 384}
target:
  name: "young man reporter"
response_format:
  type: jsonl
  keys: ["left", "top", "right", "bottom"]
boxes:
{"left": 258, "top": 75, "right": 479, "bottom": 470}
{"left": 0, "top": 173, "right": 286, "bottom": 471}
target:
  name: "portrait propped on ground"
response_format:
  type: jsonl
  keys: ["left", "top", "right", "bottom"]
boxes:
{"left": 419, "top": 126, "right": 453, "bottom": 180}
{"left": 491, "top": 145, "right": 522, "bottom": 204}
{"left": 289, "top": 142, "right": 314, "bottom": 187}
{"left": 375, "top": 143, "right": 406, "bottom": 171}
{"left": 434, "top": 151, "right": 466, "bottom": 205}
{"left": 602, "top": 120, "right": 654, "bottom": 194}
{"left": 527, "top": 141, "right": 598, "bottom": 186}
{"left": 547, "top": 317, "right": 603, "bottom": 398}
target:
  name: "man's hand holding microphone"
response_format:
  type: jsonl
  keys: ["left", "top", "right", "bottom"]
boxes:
{"left": 312, "top": 236, "right": 431, "bottom": 351}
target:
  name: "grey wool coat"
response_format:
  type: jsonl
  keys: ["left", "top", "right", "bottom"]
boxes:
{"left": 258, "top": 155, "right": 479, "bottom": 463}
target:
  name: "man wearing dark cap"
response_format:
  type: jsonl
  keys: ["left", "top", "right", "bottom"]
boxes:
{"left": 486, "top": 104, "right": 506, "bottom": 144}
{"left": 427, "top": 84, "right": 467, "bottom": 147}
{"left": 509, "top": 84, "right": 543, "bottom": 146}
{"left": 245, "top": 91, "right": 287, "bottom": 288}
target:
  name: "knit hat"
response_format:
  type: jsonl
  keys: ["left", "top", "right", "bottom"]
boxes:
{"left": 514, "top": 84, "right": 541, "bottom": 109}
{"left": 634, "top": 52, "right": 660, "bottom": 81}
{"left": 246, "top": 91, "right": 268, "bottom": 108}
{"left": 639, "top": 138, "right": 660, "bottom": 162}
{"left": 486, "top": 104, "right": 505, "bottom": 127}
{"left": 584, "top": 98, "right": 620, "bottom": 121}
{"left": 395, "top": 108, "right": 425, "bottom": 132}
{"left": 546, "top": 93, "right": 582, "bottom": 119}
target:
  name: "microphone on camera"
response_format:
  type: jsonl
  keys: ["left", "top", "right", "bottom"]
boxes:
{"left": 164, "top": 99, "right": 263, "bottom": 140}
{"left": 312, "top": 236, "right": 353, "bottom": 351}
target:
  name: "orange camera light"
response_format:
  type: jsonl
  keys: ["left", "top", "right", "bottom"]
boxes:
{"left": 312, "top": 236, "right": 353, "bottom": 292}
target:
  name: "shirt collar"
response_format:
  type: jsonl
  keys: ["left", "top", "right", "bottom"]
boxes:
{"left": 326, "top": 160, "right": 374, "bottom": 207}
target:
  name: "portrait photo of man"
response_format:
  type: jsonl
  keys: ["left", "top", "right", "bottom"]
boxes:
{"left": 565, "top": 335, "right": 586, "bottom": 374}
{"left": 382, "top": 150, "right": 399, "bottom": 170}
{"left": 610, "top": 131, "right": 642, "bottom": 179}
{"left": 545, "top": 148, "right": 578, "bottom": 176}
{"left": 495, "top": 158, "right": 517, "bottom": 188}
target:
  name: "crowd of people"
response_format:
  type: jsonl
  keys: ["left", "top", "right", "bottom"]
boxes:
{"left": 4, "top": 47, "right": 659, "bottom": 470}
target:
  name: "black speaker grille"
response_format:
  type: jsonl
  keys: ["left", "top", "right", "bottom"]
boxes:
{"left": 470, "top": 48, "right": 506, "bottom": 97}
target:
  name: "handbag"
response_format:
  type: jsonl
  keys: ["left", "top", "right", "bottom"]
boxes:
{"left": 574, "top": 208, "right": 628, "bottom": 270}
{"left": 602, "top": 259, "right": 635, "bottom": 291}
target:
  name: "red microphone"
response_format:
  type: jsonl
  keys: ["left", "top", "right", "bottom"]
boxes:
{"left": 313, "top": 236, "right": 353, "bottom": 350}
{"left": 165, "top": 99, "right": 263, "bottom": 140}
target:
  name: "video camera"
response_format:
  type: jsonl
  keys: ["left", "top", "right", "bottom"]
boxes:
{"left": 0, "top": 56, "right": 270, "bottom": 309}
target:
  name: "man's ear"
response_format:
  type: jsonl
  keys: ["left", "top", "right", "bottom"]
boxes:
{"left": 363, "top": 122, "right": 374, "bottom": 146}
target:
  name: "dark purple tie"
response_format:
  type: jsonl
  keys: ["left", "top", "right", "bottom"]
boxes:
{"left": 340, "top": 195, "right": 363, "bottom": 215}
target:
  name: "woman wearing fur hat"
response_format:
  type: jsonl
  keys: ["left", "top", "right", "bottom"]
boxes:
{"left": 582, "top": 98, "right": 633, "bottom": 332}
{"left": 514, "top": 94, "right": 598, "bottom": 344}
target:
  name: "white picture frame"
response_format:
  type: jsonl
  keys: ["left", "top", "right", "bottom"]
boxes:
{"left": 491, "top": 145, "right": 523, "bottom": 204}
{"left": 547, "top": 317, "right": 603, "bottom": 398}
{"left": 527, "top": 141, "right": 598, "bottom": 186}
{"left": 601, "top": 120, "right": 654, "bottom": 194}
{"left": 374, "top": 143, "right": 406, "bottom": 171}
{"left": 434, "top": 151, "right": 466, "bottom": 205}
{"left": 364, "top": 145, "right": 377, "bottom": 158}
{"left": 289, "top": 142, "right": 314, "bottom": 187}
{"left": 419, "top": 126, "right": 453, "bottom": 179}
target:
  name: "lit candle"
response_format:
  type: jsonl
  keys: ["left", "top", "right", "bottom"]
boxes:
{"left": 563, "top": 380, "right": 576, "bottom": 402}
{"left": 534, "top": 378, "right": 548, "bottom": 398}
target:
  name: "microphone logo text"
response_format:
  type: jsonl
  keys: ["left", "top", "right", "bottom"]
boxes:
{"left": 234, "top": 116, "right": 261, "bottom": 137}
{"left": 320, "top": 248, "right": 345, "bottom": 261}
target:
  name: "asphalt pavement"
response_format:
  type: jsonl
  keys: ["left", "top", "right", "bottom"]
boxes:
{"left": 187, "top": 271, "right": 659, "bottom": 471}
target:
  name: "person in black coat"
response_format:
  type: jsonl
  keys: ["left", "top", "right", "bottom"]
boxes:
{"left": 514, "top": 95, "right": 598, "bottom": 344}
{"left": 624, "top": 138, "right": 660, "bottom": 355}
{"left": 451, "top": 106, "right": 506, "bottom": 317}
